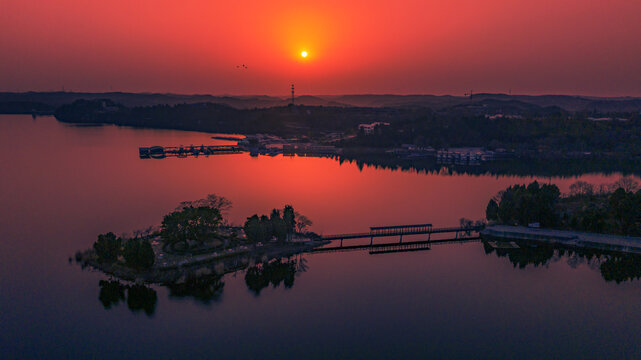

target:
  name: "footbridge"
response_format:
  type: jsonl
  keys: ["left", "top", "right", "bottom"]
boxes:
{"left": 317, "top": 223, "right": 484, "bottom": 253}
{"left": 322, "top": 223, "right": 484, "bottom": 242}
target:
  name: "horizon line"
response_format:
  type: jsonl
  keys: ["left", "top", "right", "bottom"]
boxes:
{"left": 2, "top": 90, "right": 641, "bottom": 99}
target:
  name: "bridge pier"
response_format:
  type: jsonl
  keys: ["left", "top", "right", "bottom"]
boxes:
{"left": 399, "top": 234, "right": 403, "bottom": 243}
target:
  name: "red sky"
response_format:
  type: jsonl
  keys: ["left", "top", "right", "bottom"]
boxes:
{"left": 1, "top": 0, "right": 640, "bottom": 96}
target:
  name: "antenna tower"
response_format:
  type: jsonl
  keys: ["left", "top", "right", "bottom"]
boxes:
{"left": 291, "top": 84, "right": 295, "bottom": 105}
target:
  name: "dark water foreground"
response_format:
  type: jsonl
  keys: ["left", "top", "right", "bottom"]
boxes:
{"left": 1, "top": 115, "right": 640, "bottom": 359}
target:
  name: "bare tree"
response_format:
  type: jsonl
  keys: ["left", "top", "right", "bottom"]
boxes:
{"left": 614, "top": 176, "right": 639, "bottom": 193}
{"left": 597, "top": 183, "right": 615, "bottom": 195}
{"left": 569, "top": 181, "right": 594, "bottom": 197}
{"left": 176, "top": 194, "right": 233, "bottom": 214}
{"left": 295, "top": 213, "right": 313, "bottom": 233}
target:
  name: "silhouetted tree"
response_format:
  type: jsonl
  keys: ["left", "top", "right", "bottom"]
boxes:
{"left": 283, "top": 205, "right": 296, "bottom": 242}
{"left": 295, "top": 214, "right": 313, "bottom": 233}
{"left": 161, "top": 206, "right": 223, "bottom": 248}
{"left": 270, "top": 209, "right": 287, "bottom": 242}
{"left": 486, "top": 199, "right": 499, "bottom": 221}
{"left": 243, "top": 215, "right": 261, "bottom": 243}
{"left": 176, "top": 194, "right": 232, "bottom": 214}
{"left": 123, "top": 238, "right": 155, "bottom": 269}
{"left": 93, "top": 232, "right": 122, "bottom": 263}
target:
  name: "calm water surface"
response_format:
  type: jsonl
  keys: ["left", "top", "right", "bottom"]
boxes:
{"left": 1, "top": 115, "right": 640, "bottom": 359}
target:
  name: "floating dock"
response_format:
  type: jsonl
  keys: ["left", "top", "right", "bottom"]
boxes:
{"left": 139, "top": 145, "right": 242, "bottom": 159}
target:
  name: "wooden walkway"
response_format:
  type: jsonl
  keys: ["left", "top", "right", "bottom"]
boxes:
{"left": 322, "top": 224, "right": 484, "bottom": 241}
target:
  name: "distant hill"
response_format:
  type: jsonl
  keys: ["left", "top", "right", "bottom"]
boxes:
{"left": 1, "top": 91, "right": 640, "bottom": 113}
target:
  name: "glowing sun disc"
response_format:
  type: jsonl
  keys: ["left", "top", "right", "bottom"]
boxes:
{"left": 301, "top": 51, "right": 308, "bottom": 58}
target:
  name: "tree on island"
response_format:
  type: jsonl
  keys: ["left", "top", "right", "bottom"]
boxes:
{"left": 175, "top": 194, "right": 232, "bottom": 214}
{"left": 270, "top": 209, "right": 288, "bottom": 242}
{"left": 295, "top": 214, "right": 313, "bottom": 233}
{"left": 243, "top": 205, "right": 307, "bottom": 243}
{"left": 160, "top": 206, "right": 223, "bottom": 249}
{"left": 283, "top": 205, "right": 296, "bottom": 242}
{"left": 93, "top": 232, "right": 122, "bottom": 263}
{"left": 123, "top": 237, "right": 155, "bottom": 269}
{"left": 243, "top": 215, "right": 261, "bottom": 243}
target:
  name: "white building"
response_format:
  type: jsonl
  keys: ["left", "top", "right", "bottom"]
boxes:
{"left": 358, "top": 122, "right": 390, "bottom": 135}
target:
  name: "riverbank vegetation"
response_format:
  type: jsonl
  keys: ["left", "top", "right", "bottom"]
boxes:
{"left": 486, "top": 177, "right": 641, "bottom": 236}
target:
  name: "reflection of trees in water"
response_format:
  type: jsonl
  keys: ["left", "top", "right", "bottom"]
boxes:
{"left": 127, "top": 285, "right": 157, "bottom": 316}
{"left": 482, "top": 241, "right": 556, "bottom": 268}
{"left": 245, "top": 258, "right": 298, "bottom": 295}
{"left": 98, "top": 280, "right": 157, "bottom": 316}
{"left": 482, "top": 241, "right": 641, "bottom": 283}
{"left": 167, "top": 275, "right": 225, "bottom": 304}
{"left": 599, "top": 256, "right": 641, "bottom": 283}
{"left": 97, "top": 256, "right": 309, "bottom": 312}
{"left": 98, "top": 280, "right": 126, "bottom": 309}
{"left": 336, "top": 154, "right": 641, "bottom": 178}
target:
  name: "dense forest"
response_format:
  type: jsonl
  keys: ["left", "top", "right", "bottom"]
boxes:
{"left": 486, "top": 178, "right": 641, "bottom": 236}
{"left": 54, "top": 99, "right": 399, "bottom": 137}
{"left": 342, "top": 109, "right": 641, "bottom": 156}
{"left": 53, "top": 98, "right": 641, "bottom": 158}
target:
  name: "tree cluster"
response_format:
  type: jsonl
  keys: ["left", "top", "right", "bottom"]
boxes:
{"left": 160, "top": 206, "right": 223, "bottom": 249}
{"left": 93, "top": 232, "right": 122, "bottom": 263}
{"left": 92, "top": 232, "right": 154, "bottom": 269}
{"left": 243, "top": 205, "right": 297, "bottom": 243}
{"left": 123, "top": 238, "right": 155, "bottom": 269}
{"left": 561, "top": 179, "right": 641, "bottom": 236}
{"left": 486, "top": 181, "right": 561, "bottom": 227}
{"left": 487, "top": 178, "right": 641, "bottom": 236}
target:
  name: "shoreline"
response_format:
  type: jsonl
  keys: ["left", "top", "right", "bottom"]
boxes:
{"left": 76, "top": 239, "right": 330, "bottom": 284}
{"left": 482, "top": 225, "right": 641, "bottom": 254}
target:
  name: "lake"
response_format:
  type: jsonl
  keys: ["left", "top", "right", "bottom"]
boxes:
{"left": 1, "top": 115, "right": 640, "bottom": 359}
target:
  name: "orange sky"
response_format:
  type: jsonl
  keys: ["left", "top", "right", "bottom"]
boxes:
{"left": 1, "top": 0, "right": 640, "bottom": 96}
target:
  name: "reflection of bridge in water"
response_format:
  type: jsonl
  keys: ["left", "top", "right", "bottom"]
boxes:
{"left": 316, "top": 223, "right": 483, "bottom": 254}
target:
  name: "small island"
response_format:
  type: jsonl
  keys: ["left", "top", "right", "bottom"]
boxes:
{"left": 75, "top": 194, "right": 327, "bottom": 285}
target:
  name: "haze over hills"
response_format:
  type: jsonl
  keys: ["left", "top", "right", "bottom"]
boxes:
{"left": 1, "top": 91, "right": 641, "bottom": 113}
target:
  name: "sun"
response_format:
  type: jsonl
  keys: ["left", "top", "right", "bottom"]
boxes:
{"left": 301, "top": 50, "right": 308, "bottom": 58}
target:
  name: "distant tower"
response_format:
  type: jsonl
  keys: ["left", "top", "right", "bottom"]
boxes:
{"left": 291, "top": 84, "right": 295, "bottom": 105}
